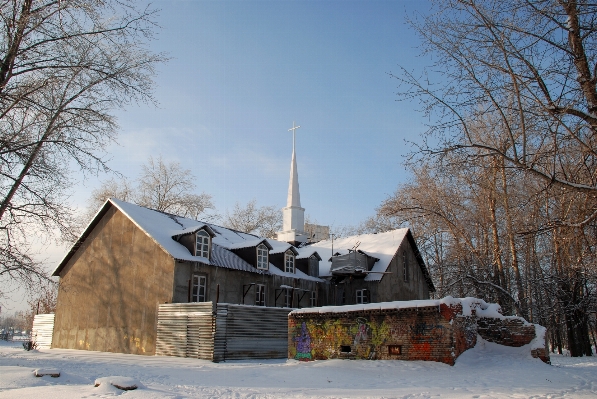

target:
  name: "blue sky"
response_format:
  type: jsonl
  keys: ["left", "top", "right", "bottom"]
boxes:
{"left": 6, "top": 0, "right": 436, "bottom": 313}
{"left": 82, "top": 0, "right": 432, "bottom": 228}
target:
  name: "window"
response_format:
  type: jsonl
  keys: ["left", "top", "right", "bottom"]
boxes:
{"left": 310, "top": 291, "right": 317, "bottom": 307}
{"left": 356, "top": 289, "right": 369, "bottom": 304}
{"left": 195, "top": 230, "right": 210, "bottom": 259}
{"left": 191, "top": 275, "right": 207, "bottom": 302}
{"left": 256, "top": 244, "right": 269, "bottom": 270}
{"left": 284, "top": 251, "right": 295, "bottom": 273}
{"left": 284, "top": 289, "right": 293, "bottom": 308}
{"left": 388, "top": 345, "right": 402, "bottom": 355}
{"left": 255, "top": 284, "right": 266, "bottom": 306}
{"left": 403, "top": 251, "right": 409, "bottom": 282}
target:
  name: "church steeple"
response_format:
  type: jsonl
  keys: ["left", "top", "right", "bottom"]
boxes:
{"left": 277, "top": 122, "right": 308, "bottom": 246}
{"left": 287, "top": 130, "right": 301, "bottom": 208}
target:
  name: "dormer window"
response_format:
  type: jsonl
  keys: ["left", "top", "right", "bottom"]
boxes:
{"left": 195, "top": 230, "right": 210, "bottom": 259}
{"left": 284, "top": 251, "right": 295, "bottom": 273}
{"left": 256, "top": 244, "right": 269, "bottom": 270}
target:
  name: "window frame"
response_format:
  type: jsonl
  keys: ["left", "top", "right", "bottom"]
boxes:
{"left": 195, "top": 230, "right": 211, "bottom": 259}
{"left": 284, "top": 250, "right": 295, "bottom": 274}
{"left": 255, "top": 284, "right": 266, "bottom": 306}
{"left": 256, "top": 244, "right": 269, "bottom": 270}
{"left": 190, "top": 274, "right": 207, "bottom": 302}
{"left": 310, "top": 291, "right": 317, "bottom": 307}
{"left": 356, "top": 288, "right": 369, "bottom": 304}
{"left": 284, "top": 288, "right": 293, "bottom": 308}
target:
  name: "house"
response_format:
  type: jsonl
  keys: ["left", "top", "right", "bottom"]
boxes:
{"left": 51, "top": 124, "right": 434, "bottom": 356}
{"left": 304, "top": 229, "right": 435, "bottom": 306}
{"left": 51, "top": 198, "right": 326, "bottom": 355}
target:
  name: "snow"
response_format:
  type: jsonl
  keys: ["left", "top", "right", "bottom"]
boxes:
{"left": 1, "top": 340, "right": 595, "bottom": 398}
{"left": 305, "top": 229, "right": 409, "bottom": 281}
{"left": 292, "top": 296, "right": 476, "bottom": 315}
{"left": 94, "top": 376, "right": 143, "bottom": 390}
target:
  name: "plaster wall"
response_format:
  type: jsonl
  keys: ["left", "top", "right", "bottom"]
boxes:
{"left": 53, "top": 206, "right": 175, "bottom": 355}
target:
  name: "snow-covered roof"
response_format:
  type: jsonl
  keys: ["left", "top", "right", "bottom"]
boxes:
{"left": 305, "top": 229, "right": 409, "bottom": 282}
{"left": 225, "top": 238, "right": 272, "bottom": 251}
{"left": 296, "top": 248, "right": 322, "bottom": 261}
{"left": 268, "top": 240, "right": 299, "bottom": 255}
{"left": 53, "top": 198, "right": 323, "bottom": 282}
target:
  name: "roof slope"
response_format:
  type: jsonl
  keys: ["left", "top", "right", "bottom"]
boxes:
{"left": 304, "top": 229, "right": 409, "bottom": 282}
{"left": 53, "top": 198, "right": 323, "bottom": 282}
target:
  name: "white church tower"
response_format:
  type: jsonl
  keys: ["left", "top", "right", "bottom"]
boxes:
{"left": 276, "top": 122, "right": 309, "bottom": 246}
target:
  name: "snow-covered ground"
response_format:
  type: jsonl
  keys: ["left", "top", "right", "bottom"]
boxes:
{"left": 0, "top": 338, "right": 595, "bottom": 398}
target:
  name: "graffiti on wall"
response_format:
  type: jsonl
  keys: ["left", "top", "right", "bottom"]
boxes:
{"left": 289, "top": 312, "right": 452, "bottom": 363}
{"left": 294, "top": 322, "right": 312, "bottom": 360}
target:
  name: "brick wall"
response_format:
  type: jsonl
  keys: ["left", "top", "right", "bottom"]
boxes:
{"left": 288, "top": 300, "right": 549, "bottom": 365}
{"left": 289, "top": 303, "right": 469, "bottom": 365}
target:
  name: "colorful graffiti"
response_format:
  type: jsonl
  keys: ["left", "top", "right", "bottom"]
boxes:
{"left": 294, "top": 322, "right": 312, "bottom": 360}
{"left": 289, "top": 311, "right": 455, "bottom": 364}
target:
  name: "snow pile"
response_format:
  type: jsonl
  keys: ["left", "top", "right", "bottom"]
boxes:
{"left": 34, "top": 369, "right": 60, "bottom": 378}
{"left": 94, "top": 376, "right": 143, "bottom": 391}
{"left": 531, "top": 324, "right": 548, "bottom": 350}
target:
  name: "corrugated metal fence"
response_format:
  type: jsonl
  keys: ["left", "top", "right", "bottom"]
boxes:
{"left": 31, "top": 313, "right": 55, "bottom": 349}
{"left": 155, "top": 302, "right": 214, "bottom": 359}
{"left": 155, "top": 302, "right": 292, "bottom": 361}
{"left": 214, "top": 304, "right": 292, "bottom": 361}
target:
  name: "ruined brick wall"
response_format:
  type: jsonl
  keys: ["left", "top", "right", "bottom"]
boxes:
{"left": 289, "top": 300, "right": 549, "bottom": 365}
{"left": 477, "top": 317, "right": 535, "bottom": 347}
{"left": 289, "top": 303, "right": 465, "bottom": 365}
{"left": 477, "top": 317, "right": 550, "bottom": 363}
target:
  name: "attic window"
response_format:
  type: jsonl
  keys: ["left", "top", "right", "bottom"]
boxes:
{"left": 256, "top": 244, "right": 269, "bottom": 270}
{"left": 195, "top": 230, "right": 210, "bottom": 259}
{"left": 284, "top": 251, "right": 295, "bottom": 273}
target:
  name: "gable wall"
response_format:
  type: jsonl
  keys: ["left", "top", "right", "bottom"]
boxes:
{"left": 377, "top": 239, "right": 430, "bottom": 301}
{"left": 52, "top": 206, "right": 175, "bottom": 355}
{"left": 333, "top": 240, "right": 430, "bottom": 305}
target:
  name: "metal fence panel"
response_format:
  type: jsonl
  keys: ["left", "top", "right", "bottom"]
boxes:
{"left": 213, "top": 304, "right": 292, "bottom": 361}
{"left": 31, "top": 313, "right": 55, "bottom": 349}
{"left": 156, "top": 302, "right": 291, "bottom": 362}
{"left": 155, "top": 302, "right": 214, "bottom": 360}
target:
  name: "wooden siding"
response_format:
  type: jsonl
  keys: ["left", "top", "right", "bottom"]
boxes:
{"left": 52, "top": 205, "right": 176, "bottom": 355}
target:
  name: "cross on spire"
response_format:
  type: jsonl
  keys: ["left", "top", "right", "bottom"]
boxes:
{"left": 288, "top": 121, "right": 300, "bottom": 152}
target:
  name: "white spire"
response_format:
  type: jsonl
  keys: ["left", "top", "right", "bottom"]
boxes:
{"left": 287, "top": 122, "right": 301, "bottom": 208}
{"left": 277, "top": 121, "right": 308, "bottom": 245}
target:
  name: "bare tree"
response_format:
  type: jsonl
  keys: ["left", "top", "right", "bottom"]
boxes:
{"left": 0, "top": 1, "right": 165, "bottom": 293}
{"left": 393, "top": 0, "right": 597, "bottom": 357}
{"left": 223, "top": 199, "right": 281, "bottom": 238}
{"left": 81, "top": 156, "right": 216, "bottom": 229}
{"left": 135, "top": 156, "right": 215, "bottom": 219}
{"left": 397, "top": 0, "right": 597, "bottom": 226}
